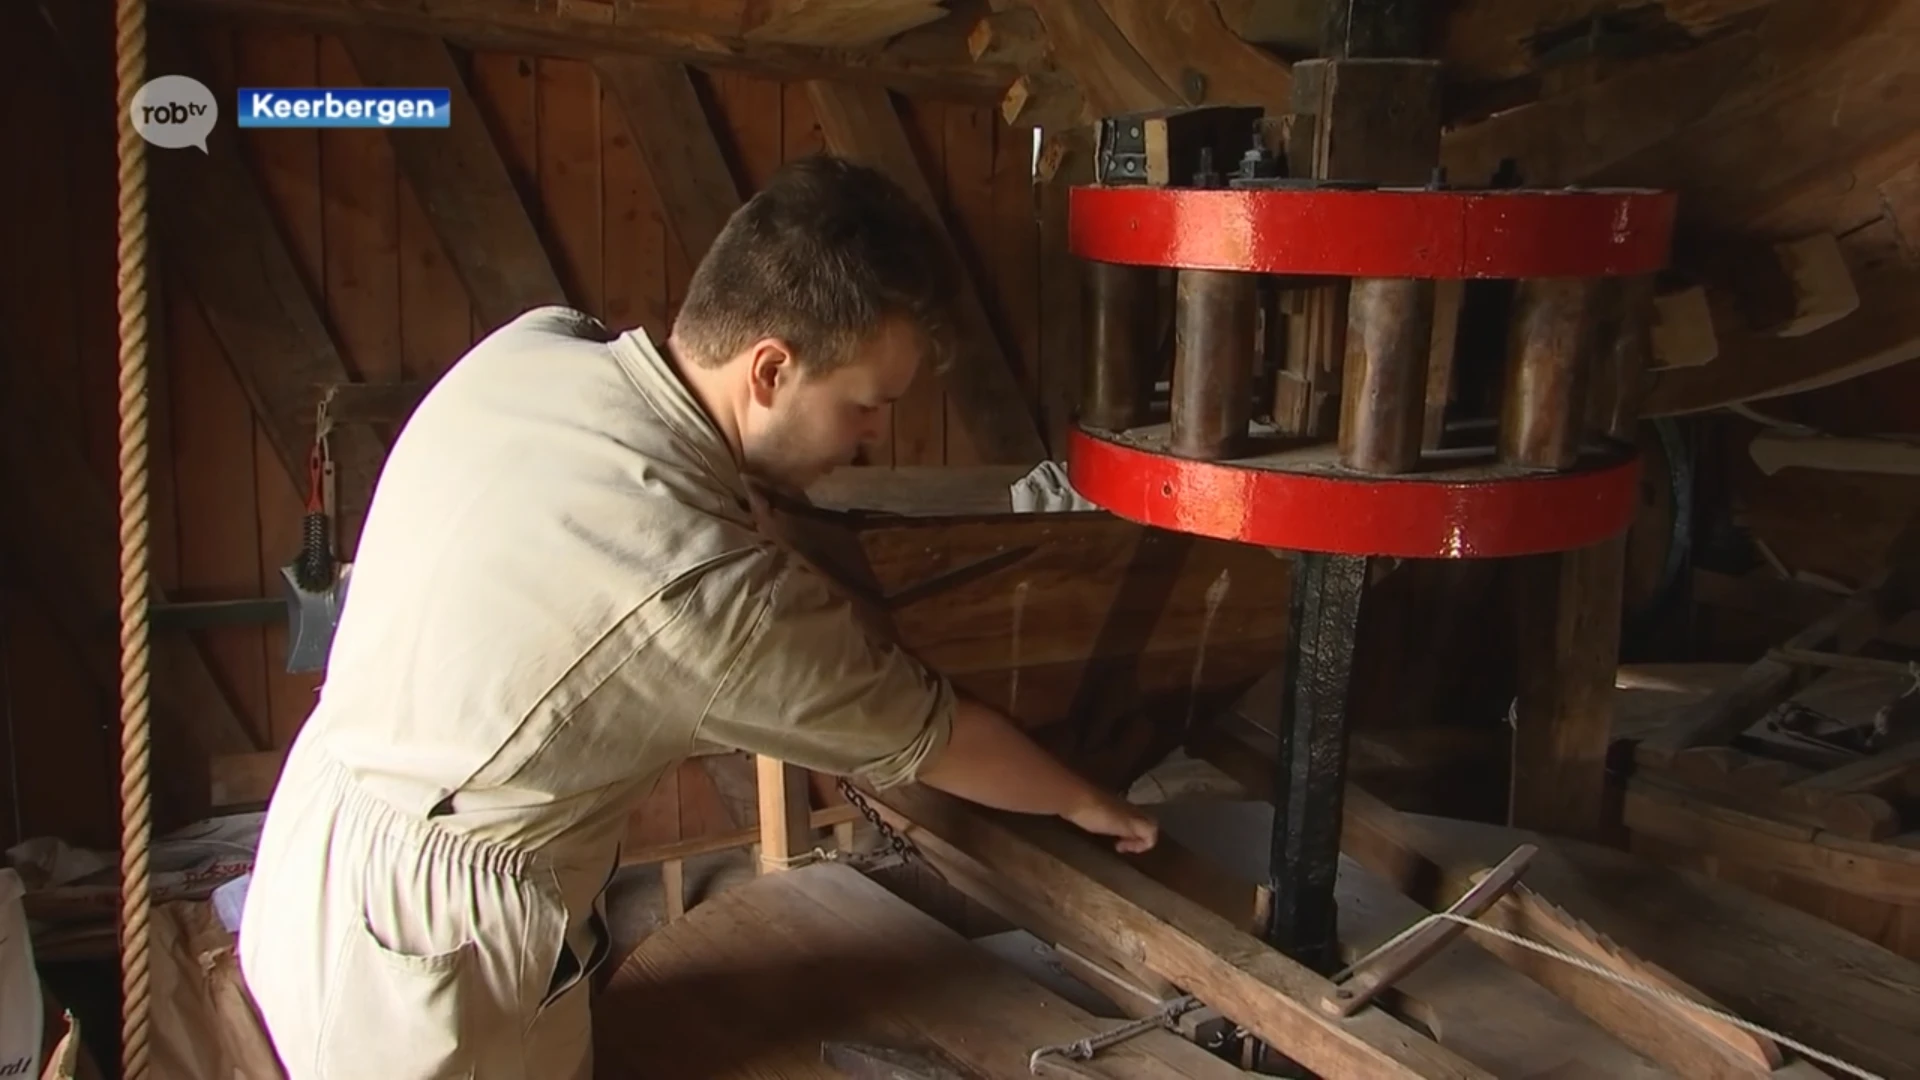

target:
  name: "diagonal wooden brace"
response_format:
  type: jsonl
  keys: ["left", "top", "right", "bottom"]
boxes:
{"left": 1320, "top": 842, "right": 1537, "bottom": 1017}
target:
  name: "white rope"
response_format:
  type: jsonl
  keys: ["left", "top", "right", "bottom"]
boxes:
{"left": 1336, "top": 911, "right": 1886, "bottom": 1080}
{"left": 757, "top": 846, "right": 843, "bottom": 871}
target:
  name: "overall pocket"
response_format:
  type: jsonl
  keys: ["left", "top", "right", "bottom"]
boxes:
{"left": 316, "top": 918, "right": 479, "bottom": 1080}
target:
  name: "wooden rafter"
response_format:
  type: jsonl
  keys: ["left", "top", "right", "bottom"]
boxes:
{"left": 148, "top": 0, "right": 1014, "bottom": 100}
{"left": 597, "top": 58, "right": 744, "bottom": 266}
{"left": 341, "top": 30, "right": 570, "bottom": 332}
{"left": 807, "top": 80, "right": 1048, "bottom": 464}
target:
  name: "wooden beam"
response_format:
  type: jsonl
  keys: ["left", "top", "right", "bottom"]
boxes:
{"left": 1000, "top": 69, "right": 1087, "bottom": 128}
{"left": 340, "top": 30, "right": 569, "bottom": 332}
{"left": 968, "top": 8, "right": 1048, "bottom": 65}
{"left": 866, "top": 785, "right": 1493, "bottom": 1079}
{"left": 1091, "top": 0, "right": 1293, "bottom": 111}
{"left": 742, "top": 0, "right": 950, "bottom": 48}
{"left": 1643, "top": 258, "right": 1920, "bottom": 415}
{"left": 1018, "top": 0, "right": 1179, "bottom": 116}
{"left": 1439, "top": 26, "right": 1758, "bottom": 186}
{"left": 597, "top": 58, "right": 743, "bottom": 265}
{"left": 149, "top": 29, "right": 388, "bottom": 552}
{"left": 806, "top": 80, "right": 1048, "bottom": 464}
{"left": 151, "top": 0, "right": 1015, "bottom": 101}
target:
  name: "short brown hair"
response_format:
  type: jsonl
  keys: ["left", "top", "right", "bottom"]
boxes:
{"left": 672, "top": 153, "right": 957, "bottom": 373}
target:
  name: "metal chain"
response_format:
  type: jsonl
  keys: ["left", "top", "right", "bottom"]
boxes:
{"left": 836, "top": 778, "right": 922, "bottom": 866}
{"left": 1027, "top": 994, "right": 1201, "bottom": 1074}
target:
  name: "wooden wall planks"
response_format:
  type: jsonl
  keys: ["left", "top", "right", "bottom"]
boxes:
{"left": 0, "top": 15, "right": 1053, "bottom": 849}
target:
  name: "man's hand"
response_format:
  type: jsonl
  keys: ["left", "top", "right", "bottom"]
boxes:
{"left": 1065, "top": 787, "right": 1159, "bottom": 854}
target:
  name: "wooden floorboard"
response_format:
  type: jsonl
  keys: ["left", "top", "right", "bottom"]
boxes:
{"left": 593, "top": 862, "right": 1243, "bottom": 1078}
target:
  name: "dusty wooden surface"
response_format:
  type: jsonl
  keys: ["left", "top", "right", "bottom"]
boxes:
{"left": 592, "top": 861, "right": 1242, "bottom": 1078}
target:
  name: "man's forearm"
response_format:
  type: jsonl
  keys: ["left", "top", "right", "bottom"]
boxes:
{"left": 914, "top": 697, "right": 1103, "bottom": 817}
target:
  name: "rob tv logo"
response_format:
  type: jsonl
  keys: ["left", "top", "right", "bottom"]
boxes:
{"left": 130, "top": 74, "right": 219, "bottom": 152}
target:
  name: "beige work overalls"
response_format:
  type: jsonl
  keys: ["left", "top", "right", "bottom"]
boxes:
{"left": 238, "top": 308, "right": 954, "bottom": 1079}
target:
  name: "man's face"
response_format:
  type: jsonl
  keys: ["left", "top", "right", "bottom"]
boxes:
{"left": 738, "top": 318, "right": 922, "bottom": 492}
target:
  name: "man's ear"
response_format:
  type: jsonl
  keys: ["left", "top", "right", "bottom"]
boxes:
{"left": 745, "top": 338, "right": 795, "bottom": 406}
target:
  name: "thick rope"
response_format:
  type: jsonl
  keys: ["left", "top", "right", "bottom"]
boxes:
{"left": 114, "top": 0, "right": 155, "bottom": 1073}
{"left": 1335, "top": 912, "right": 1885, "bottom": 1080}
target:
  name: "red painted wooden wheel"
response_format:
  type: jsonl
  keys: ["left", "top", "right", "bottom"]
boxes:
{"left": 1068, "top": 186, "right": 1677, "bottom": 278}
{"left": 1067, "top": 426, "right": 1642, "bottom": 558}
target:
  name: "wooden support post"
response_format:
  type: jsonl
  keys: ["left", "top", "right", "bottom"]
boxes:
{"left": 755, "top": 756, "right": 815, "bottom": 873}
{"left": 661, "top": 859, "right": 687, "bottom": 919}
{"left": 1508, "top": 279, "right": 1655, "bottom": 840}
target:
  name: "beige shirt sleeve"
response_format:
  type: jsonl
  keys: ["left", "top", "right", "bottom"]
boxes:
{"left": 694, "top": 547, "right": 955, "bottom": 790}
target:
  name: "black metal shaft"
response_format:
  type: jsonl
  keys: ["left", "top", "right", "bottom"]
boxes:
{"left": 1265, "top": 551, "right": 1367, "bottom": 975}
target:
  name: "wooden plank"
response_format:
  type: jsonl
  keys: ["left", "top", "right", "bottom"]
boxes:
{"left": 867, "top": 785, "right": 1494, "bottom": 1079}
{"left": 806, "top": 80, "right": 1048, "bottom": 465}
{"left": 154, "top": 0, "right": 1012, "bottom": 100}
{"left": 595, "top": 863, "right": 1243, "bottom": 1077}
{"left": 341, "top": 30, "right": 568, "bottom": 332}
{"left": 597, "top": 58, "right": 744, "bottom": 264}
